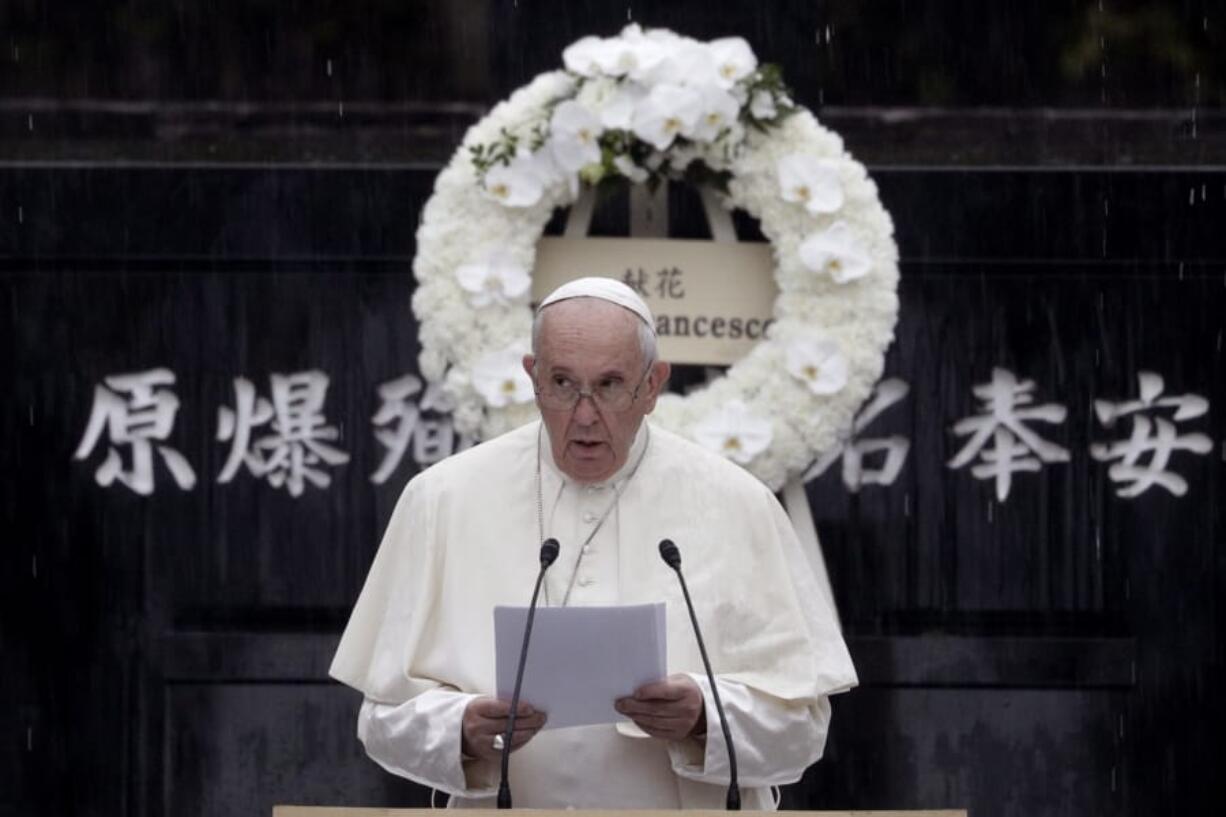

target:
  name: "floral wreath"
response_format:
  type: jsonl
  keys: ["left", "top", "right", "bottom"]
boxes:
{"left": 411, "top": 25, "right": 899, "bottom": 491}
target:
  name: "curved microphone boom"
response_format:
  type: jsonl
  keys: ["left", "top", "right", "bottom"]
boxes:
{"left": 497, "top": 537, "right": 559, "bottom": 809}
{"left": 658, "top": 538, "right": 741, "bottom": 810}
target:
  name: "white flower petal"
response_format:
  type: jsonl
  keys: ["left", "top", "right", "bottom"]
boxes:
{"left": 471, "top": 348, "right": 534, "bottom": 408}
{"left": 798, "top": 221, "right": 873, "bottom": 283}
{"left": 455, "top": 253, "right": 532, "bottom": 309}
{"left": 483, "top": 160, "right": 544, "bottom": 208}
{"left": 687, "top": 86, "right": 741, "bottom": 142}
{"left": 631, "top": 83, "right": 703, "bottom": 150}
{"left": 693, "top": 400, "right": 773, "bottom": 464}
{"left": 709, "top": 37, "right": 757, "bottom": 87}
{"left": 562, "top": 36, "right": 610, "bottom": 77}
{"left": 777, "top": 154, "right": 844, "bottom": 214}
{"left": 613, "top": 154, "right": 649, "bottom": 183}
{"left": 785, "top": 336, "right": 849, "bottom": 395}
{"left": 652, "top": 39, "right": 718, "bottom": 86}
{"left": 549, "top": 132, "right": 601, "bottom": 173}
{"left": 750, "top": 90, "right": 776, "bottom": 120}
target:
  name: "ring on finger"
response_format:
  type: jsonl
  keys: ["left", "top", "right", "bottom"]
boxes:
{"left": 493, "top": 733, "right": 506, "bottom": 751}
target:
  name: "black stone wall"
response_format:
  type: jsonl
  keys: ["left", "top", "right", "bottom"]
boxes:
{"left": 3, "top": 3, "right": 1223, "bottom": 816}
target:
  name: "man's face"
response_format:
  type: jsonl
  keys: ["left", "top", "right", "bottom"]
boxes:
{"left": 523, "top": 298, "right": 670, "bottom": 484}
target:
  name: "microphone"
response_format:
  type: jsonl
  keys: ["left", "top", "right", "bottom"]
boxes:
{"left": 658, "top": 538, "right": 741, "bottom": 810}
{"left": 497, "top": 537, "right": 560, "bottom": 809}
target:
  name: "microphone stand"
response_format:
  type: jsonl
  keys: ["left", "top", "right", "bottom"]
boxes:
{"left": 659, "top": 538, "right": 740, "bottom": 810}
{"left": 497, "top": 538, "right": 559, "bottom": 809}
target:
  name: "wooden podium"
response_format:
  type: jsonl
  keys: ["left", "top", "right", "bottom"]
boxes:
{"left": 273, "top": 804, "right": 961, "bottom": 809}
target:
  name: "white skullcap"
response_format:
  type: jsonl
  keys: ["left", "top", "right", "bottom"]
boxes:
{"left": 537, "top": 276, "right": 655, "bottom": 331}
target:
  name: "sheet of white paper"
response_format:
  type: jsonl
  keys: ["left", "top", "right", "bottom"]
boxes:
{"left": 495, "top": 603, "right": 667, "bottom": 730}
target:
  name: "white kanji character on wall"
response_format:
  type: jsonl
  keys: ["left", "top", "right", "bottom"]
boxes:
{"left": 73, "top": 368, "right": 197, "bottom": 495}
{"left": 216, "top": 370, "right": 350, "bottom": 497}
{"left": 804, "top": 378, "right": 911, "bottom": 491}
{"left": 370, "top": 374, "right": 472, "bottom": 484}
{"left": 1090, "top": 371, "right": 1212, "bottom": 498}
{"left": 947, "top": 367, "right": 1069, "bottom": 501}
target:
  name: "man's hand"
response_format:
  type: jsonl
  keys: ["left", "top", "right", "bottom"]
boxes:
{"left": 615, "top": 673, "right": 706, "bottom": 742}
{"left": 461, "top": 697, "right": 547, "bottom": 761}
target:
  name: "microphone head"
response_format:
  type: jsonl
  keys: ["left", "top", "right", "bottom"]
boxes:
{"left": 658, "top": 538, "right": 681, "bottom": 569}
{"left": 539, "top": 538, "right": 560, "bottom": 568}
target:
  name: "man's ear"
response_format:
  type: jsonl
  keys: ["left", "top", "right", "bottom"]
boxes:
{"left": 641, "top": 360, "right": 671, "bottom": 412}
{"left": 522, "top": 354, "right": 536, "bottom": 378}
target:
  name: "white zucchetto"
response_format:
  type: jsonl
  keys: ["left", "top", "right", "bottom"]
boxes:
{"left": 537, "top": 276, "right": 656, "bottom": 331}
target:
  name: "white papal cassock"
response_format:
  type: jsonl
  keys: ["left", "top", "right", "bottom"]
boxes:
{"left": 330, "top": 419, "right": 857, "bottom": 809}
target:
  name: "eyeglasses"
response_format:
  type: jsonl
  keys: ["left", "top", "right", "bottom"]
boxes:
{"left": 534, "top": 364, "right": 653, "bottom": 412}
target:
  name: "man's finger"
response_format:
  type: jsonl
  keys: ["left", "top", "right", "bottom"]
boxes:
{"left": 473, "top": 700, "right": 539, "bottom": 719}
{"left": 616, "top": 698, "right": 688, "bottom": 718}
{"left": 632, "top": 680, "right": 687, "bottom": 701}
{"left": 509, "top": 727, "right": 542, "bottom": 749}
{"left": 627, "top": 713, "right": 690, "bottom": 730}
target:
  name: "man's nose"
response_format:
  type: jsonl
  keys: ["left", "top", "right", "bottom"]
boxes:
{"left": 572, "top": 393, "right": 601, "bottom": 424}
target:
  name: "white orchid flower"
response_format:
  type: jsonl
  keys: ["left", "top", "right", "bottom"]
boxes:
{"left": 693, "top": 400, "right": 773, "bottom": 465}
{"left": 653, "top": 39, "right": 719, "bottom": 87}
{"left": 613, "top": 154, "right": 649, "bottom": 183}
{"left": 562, "top": 36, "right": 609, "bottom": 77}
{"left": 688, "top": 86, "right": 741, "bottom": 142}
{"left": 471, "top": 347, "right": 535, "bottom": 408}
{"left": 709, "top": 37, "right": 757, "bottom": 88}
{"left": 549, "top": 100, "right": 603, "bottom": 172}
{"left": 777, "top": 154, "right": 844, "bottom": 214}
{"left": 617, "top": 40, "right": 668, "bottom": 82}
{"left": 565, "top": 27, "right": 666, "bottom": 81}
{"left": 575, "top": 77, "right": 642, "bottom": 130}
{"left": 631, "top": 83, "right": 703, "bottom": 150}
{"left": 600, "top": 83, "right": 646, "bottom": 130}
{"left": 454, "top": 254, "right": 531, "bottom": 308}
{"left": 799, "top": 220, "right": 873, "bottom": 283}
{"left": 785, "top": 336, "right": 849, "bottom": 395}
{"left": 482, "top": 150, "right": 557, "bottom": 208}
{"left": 750, "top": 89, "right": 777, "bottom": 120}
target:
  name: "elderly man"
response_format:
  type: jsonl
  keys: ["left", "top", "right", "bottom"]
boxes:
{"left": 330, "top": 278, "right": 856, "bottom": 809}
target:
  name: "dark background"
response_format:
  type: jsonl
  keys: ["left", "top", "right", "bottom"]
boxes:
{"left": 2, "top": 2, "right": 1224, "bottom": 816}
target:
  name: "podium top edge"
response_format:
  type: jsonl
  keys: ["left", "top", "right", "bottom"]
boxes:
{"left": 270, "top": 804, "right": 966, "bottom": 809}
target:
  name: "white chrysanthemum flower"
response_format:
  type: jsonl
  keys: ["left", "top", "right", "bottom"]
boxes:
{"left": 688, "top": 86, "right": 741, "bottom": 142}
{"left": 454, "top": 254, "right": 532, "bottom": 308}
{"left": 692, "top": 400, "right": 773, "bottom": 464}
{"left": 778, "top": 154, "right": 844, "bottom": 214}
{"left": 785, "top": 335, "right": 849, "bottom": 395}
{"left": 750, "top": 90, "right": 777, "bottom": 120}
{"left": 471, "top": 347, "right": 534, "bottom": 408}
{"left": 798, "top": 221, "right": 873, "bottom": 283}
{"left": 631, "top": 83, "right": 703, "bottom": 150}
{"left": 549, "top": 100, "right": 603, "bottom": 172}
{"left": 709, "top": 37, "right": 757, "bottom": 88}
